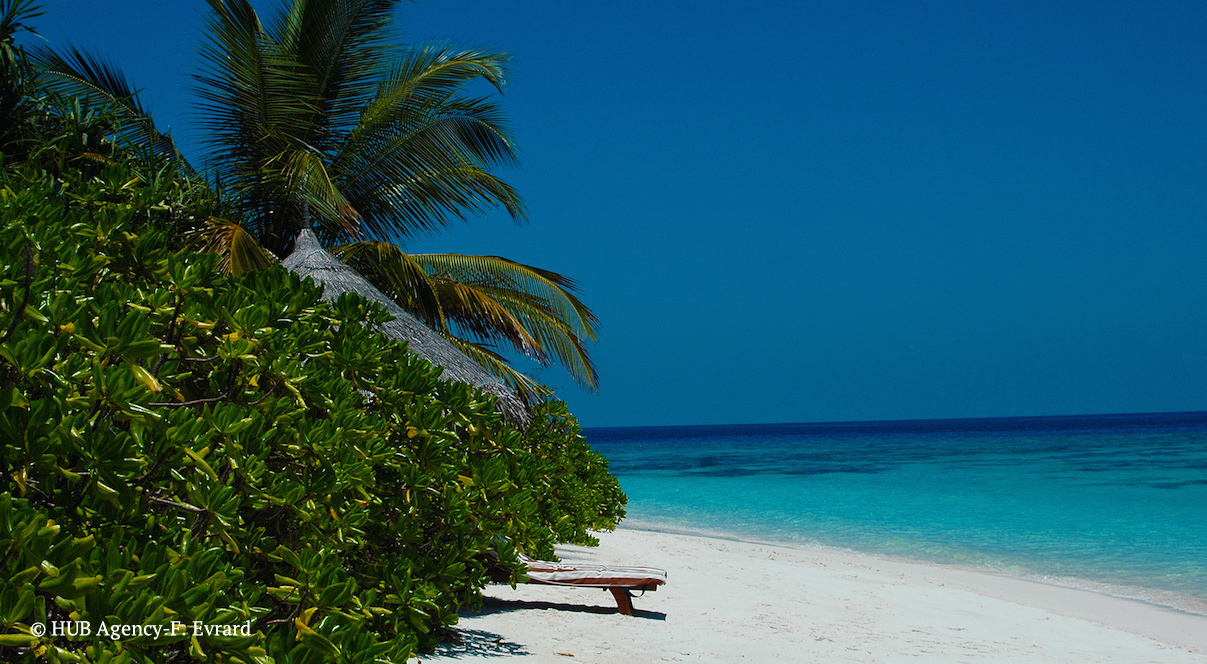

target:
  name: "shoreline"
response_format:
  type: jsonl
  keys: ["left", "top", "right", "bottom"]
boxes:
{"left": 421, "top": 526, "right": 1207, "bottom": 663}
{"left": 618, "top": 519, "right": 1207, "bottom": 619}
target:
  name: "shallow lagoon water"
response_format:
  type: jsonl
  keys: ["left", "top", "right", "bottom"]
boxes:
{"left": 586, "top": 412, "right": 1207, "bottom": 613}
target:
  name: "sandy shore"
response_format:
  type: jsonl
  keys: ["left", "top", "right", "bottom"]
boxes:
{"left": 419, "top": 527, "right": 1207, "bottom": 663}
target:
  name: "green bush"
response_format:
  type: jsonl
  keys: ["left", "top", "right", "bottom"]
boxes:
{"left": 518, "top": 400, "right": 626, "bottom": 555}
{"left": 0, "top": 163, "right": 624, "bottom": 663}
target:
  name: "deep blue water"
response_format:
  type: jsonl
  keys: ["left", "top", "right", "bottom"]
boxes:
{"left": 585, "top": 411, "right": 1207, "bottom": 613}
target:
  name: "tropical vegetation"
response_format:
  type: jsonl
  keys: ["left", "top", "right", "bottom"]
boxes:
{"left": 0, "top": 162, "right": 624, "bottom": 662}
{"left": 32, "top": 0, "right": 600, "bottom": 396}
{"left": 0, "top": 2, "right": 626, "bottom": 662}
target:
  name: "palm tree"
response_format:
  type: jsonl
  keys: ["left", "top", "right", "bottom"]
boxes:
{"left": 0, "top": 0, "right": 43, "bottom": 155}
{"left": 32, "top": 0, "right": 598, "bottom": 395}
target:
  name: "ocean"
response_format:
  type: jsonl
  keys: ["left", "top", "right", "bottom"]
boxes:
{"left": 585, "top": 411, "right": 1207, "bottom": 615}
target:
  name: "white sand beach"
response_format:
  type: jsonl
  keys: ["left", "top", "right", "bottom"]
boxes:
{"left": 420, "top": 528, "right": 1207, "bottom": 663}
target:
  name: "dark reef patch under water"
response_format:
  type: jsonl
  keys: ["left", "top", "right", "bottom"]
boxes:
{"left": 587, "top": 411, "right": 1207, "bottom": 613}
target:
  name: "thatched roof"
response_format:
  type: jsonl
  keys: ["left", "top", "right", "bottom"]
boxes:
{"left": 282, "top": 229, "right": 529, "bottom": 426}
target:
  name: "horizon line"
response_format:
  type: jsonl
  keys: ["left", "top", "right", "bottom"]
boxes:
{"left": 583, "top": 408, "right": 1207, "bottom": 432}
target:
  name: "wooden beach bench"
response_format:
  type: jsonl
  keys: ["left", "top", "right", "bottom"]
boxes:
{"left": 492, "top": 552, "right": 668, "bottom": 615}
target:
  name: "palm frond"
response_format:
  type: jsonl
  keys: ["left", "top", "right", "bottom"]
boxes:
{"left": 386, "top": 44, "right": 510, "bottom": 97}
{"left": 194, "top": 0, "right": 326, "bottom": 247}
{"left": 335, "top": 242, "right": 598, "bottom": 390}
{"left": 427, "top": 275, "right": 542, "bottom": 352}
{"left": 415, "top": 253, "right": 599, "bottom": 390}
{"left": 339, "top": 47, "right": 515, "bottom": 165}
{"left": 442, "top": 279, "right": 598, "bottom": 391}
{"left": 332, "top": 239, "right": 442, "bottom": 323}
{"left": 194, "top": 0, "right": 315, "bottom": 157}
{"left": 276, "top": 148, "right": 360, "bottom": 236}
{"left": 1, "top": 0, "right": 44, "bottom": 43}
{"left": 433, "top": 329, "right": 552, "bottom": 402}
{"left": 421, "top": 254, "right": 598, "bottom": 390}
{"left": 348, "top": 163, "right": 523, "bottom": 243}
{"left": 189, "top": 217, "right": 279, "bottom": 275}
{"left": 334, "top": 240, "right": 543, "bottom": 358}
{"left": 342, "top": 96, "right": 520, "bottom": 184}
{"left": 330, "top": 46, "right": 523, "bottom": 240}
{"left": 416, "top": 254, "right": 598, "bottom": 342}
{"left": 28, "top": 43, "right": 193, "bottom": 172}
{"left": 273, "top": 0, "right": 400, "bottom": 136}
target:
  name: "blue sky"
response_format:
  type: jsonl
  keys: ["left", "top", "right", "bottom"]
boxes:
{"left": 30, "top": 1, "right": 1207, "bottom": 427}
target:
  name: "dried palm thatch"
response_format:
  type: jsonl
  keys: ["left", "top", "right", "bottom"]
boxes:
{"left": 282, "top": 228, "right": 529, "bottom": 426}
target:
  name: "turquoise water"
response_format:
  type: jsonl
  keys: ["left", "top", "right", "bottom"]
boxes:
{"left": 585, "top": 412, "right": 1207, "bottom": 613}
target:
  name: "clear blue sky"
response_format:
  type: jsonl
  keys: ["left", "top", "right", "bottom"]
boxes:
{"left": 30, "top": 1, "right": 1207, "bottom": 427}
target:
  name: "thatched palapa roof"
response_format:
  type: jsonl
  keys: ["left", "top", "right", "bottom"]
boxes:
{"left": 282, "top": 229, "right": 529, "bottom": 426}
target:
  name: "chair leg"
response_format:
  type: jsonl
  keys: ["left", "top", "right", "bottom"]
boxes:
{"left": 609, "top": 587, "right": 633, "bottom": 615}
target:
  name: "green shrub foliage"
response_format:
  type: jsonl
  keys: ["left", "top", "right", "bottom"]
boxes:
{"left": 0, "top": 164, "right": 625, "bottom": 663}
{"left": 518, "top": 400, "right": 626, "bottom": 554}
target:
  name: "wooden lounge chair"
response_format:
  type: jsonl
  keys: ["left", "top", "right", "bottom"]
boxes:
{"left": 493, "top": 552, "right": 667, "bottom": 615}
{"left": 516, "top": 552, "right": 667, "bottom": 615}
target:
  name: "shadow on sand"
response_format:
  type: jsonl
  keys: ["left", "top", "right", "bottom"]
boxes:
{"left": 468, "top": 596, "right": 667, "bottom": 621}
{"left": 430, "top": 628, "right": 530, "bottom": 659}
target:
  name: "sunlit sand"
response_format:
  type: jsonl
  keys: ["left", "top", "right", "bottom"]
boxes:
{"left": 421, "top": 528, "right": 1207, "bottom": 663}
